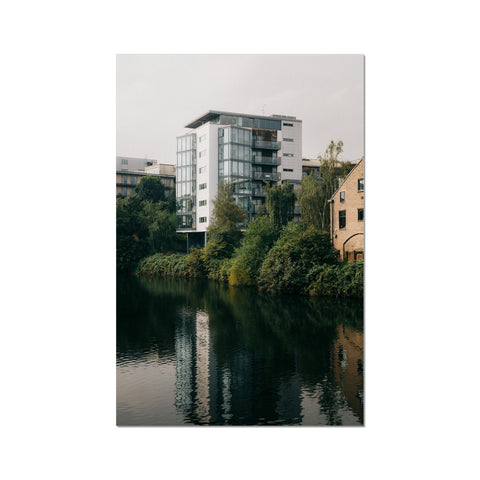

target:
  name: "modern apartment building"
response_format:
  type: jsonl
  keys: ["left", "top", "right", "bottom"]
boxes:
{"left": 176, "top": 110, "right": 302, "bottom": 233}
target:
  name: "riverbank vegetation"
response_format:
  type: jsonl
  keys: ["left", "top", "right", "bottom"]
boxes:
{"left": 135, "top": 159, "right": 362, "bottom": 297}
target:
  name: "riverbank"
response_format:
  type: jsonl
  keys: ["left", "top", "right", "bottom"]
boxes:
{"left": 136, "top": 249, "right": 363, "bottom": 298}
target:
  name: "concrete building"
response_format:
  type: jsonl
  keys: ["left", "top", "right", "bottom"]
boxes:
{"left": 116, "top": 156, "right": 157, "bottom": 172}
{"left": 329, "top": 158, "right": 364, "bottom": 261}
{"left": 116, "top": 160, "right": 175, "bottom": 198}
{"left": 176, "top": 110, "right": 302, "bottom": 234}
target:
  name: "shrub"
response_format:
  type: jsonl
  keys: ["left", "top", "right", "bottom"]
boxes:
{"left": 307, "top": 261, "right": 363, "bottom": 298}
{"left": 258, "top": 223, "right": 338, "bottom": 294}
{"left": 228, "top": 215, "right": 279, "bottom": 286}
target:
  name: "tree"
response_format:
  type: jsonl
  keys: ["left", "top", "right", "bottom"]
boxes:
{"left": 135, "top": 175, "right": 166, "bottom": 203}
{"left": 204, "top": 182, "right": 246, "bottom": 261}
{"left": 298, "top": 140, "right": 352, "bottom": 232}
{"left": 265, "top": 182, "right": 296, "bottom": 229}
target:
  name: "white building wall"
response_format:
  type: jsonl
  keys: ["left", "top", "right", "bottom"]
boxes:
{"left": 195, "top": 123, "right": 220, "bottom": 232}
{"left": 278, "top": 120, "right": 302, "bottom": 182}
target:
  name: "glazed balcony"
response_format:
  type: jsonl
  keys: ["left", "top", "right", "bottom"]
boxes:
{"left": 252, "top": 156, "right": 281, "bottom": 166}
{"left": 253, "top": 140, "right": 281, "bottom": 150}
{"left": 252, "top": 171, "right": 281, "bottom": 181}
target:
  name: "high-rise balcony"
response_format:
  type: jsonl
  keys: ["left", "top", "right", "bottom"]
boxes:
{"left": 253, "top": 140, "right": 281, "bottom": 150}
{"left": 252, "top": 156, "right": 281, "bottom": 166}
{"left": 252, "top": 171, "right": 281, "bottom": 181}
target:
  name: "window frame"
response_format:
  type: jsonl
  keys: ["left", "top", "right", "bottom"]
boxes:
{"left": 339, "top": 210, "right": 346, "bottom": 229}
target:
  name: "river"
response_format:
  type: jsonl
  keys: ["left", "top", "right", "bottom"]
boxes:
{"left": 117, "top": 275, "right": 364, "bottom": 426}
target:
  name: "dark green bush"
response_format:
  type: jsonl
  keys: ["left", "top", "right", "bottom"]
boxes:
{"left": 258, "top": 223, "right": 338, "bottom": 294}
{"left": 307, "top": 261, "right": 363, "bottom": 298}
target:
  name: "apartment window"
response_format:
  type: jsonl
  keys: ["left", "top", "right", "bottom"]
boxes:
{"left": 199, "top": 150, "right": 206, "bottom": 158}
{"left": 340, "top": 191, "right": 345, "bottom": 202}
{"left": 122, "top": 175, "right": 127, "bottom": 183}
{"left": 199, "top": 183, "right": 207, "bottom": 190}
{"left": 283, "top": 168, "right": 293, "bottom": 172}
{"left": 358, "top": 178, "right": 364, "bottom": 191}
{"left": 121, "top": 159, "right": 128, "bottom": 165}
{"left": 199, "top": 200, "right": 207, "bottom": 207}
{"left": 131, "top": 176, "right": 137, "bottom": 185}
{"left": 358, "top": 209, "right": 364, "bottom": 221}
{"left": 199, "top": 166, "right": 206, "bottom": 174}
{"left": 283, "top": 122, "right": 294, "bottom": 127}
{"left": 283, "top": 153, "right": 293, "bottom": 157}
{"left": 283, "top": 138, "right": 294, "bottom": 142}
{"left": 339, "top": 210, "right": 346, "bottom": 229}
{"left": 199, "top": 216, "right": 207, "bottom": 223}
{"left": 122, "top": 187, "right": 127, "bottom": 196}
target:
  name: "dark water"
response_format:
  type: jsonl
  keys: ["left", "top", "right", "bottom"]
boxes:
{"left": 117, "top": 275, "right": 364, "bottom": 426}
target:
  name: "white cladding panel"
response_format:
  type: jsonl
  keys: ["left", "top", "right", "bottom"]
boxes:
{"left": 278, "top": 121, "right": 302, "bottom": 182}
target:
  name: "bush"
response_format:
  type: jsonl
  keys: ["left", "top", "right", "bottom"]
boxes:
{"left": 228, "top": 215, "right": 279, "bottom": 286}
{"left": 258, "top": 223, "right": 338, "bottom": 294}
{"left": 307, "top": 261, "right": 363, "bottom": 298}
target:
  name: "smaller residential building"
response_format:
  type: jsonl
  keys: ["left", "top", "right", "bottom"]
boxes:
{"left": 116, "top": 165, "right": 175, "bottom": 198}
{"left": 329, "top": 158, "right": 364, "bottom": 262}
{"left": 116, "top": 156, "right": 157, "bottom": 172}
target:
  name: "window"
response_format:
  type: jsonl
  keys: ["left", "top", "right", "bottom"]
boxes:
{"left": 283, "top": 153, "right": 293, "bottom": 157}
{"left": 131, "top": 176, "right": 137, "bottom": 185}
{"left": 199, "top": 166, "right": 206, "bottom": 174}
{"left": 122, "top": 187, "right": 127, "bottom": 196}
{"left": 199, "top": 183, "right": 207, "bottom": 190}
{"left": 339, "top": 210, "right": 346, "bottom": 229}
{"left": 199, "top": 217, "right": 207, "bottom": 223}
{"left": 199, "top": 150, "right": 206, "bottom": 158}
{"left": 283, "top": 122, "right": 294, "bottom": 127}
{"left": 122, "top": 175, "right": 127, "bottom": 183}
{"left": 199, "top": 200, "right": 207, "bottom": 207}
{"left": 199, "top": 135, "right": 206, "bottom": 143}
{"left": 358, "top": 209, "right": 364, "bottom": 221}
{"left": 283, "top": 168, "right": 293, "bottom": 172}
{"left": 283, "top": 138, "right": 294, "bottom": 142}
{"left": 121, "top": 159, "right": 128, "bottom": 165}
{"left": 340, "top": 191, "right": 345, "bottom": 202}
{"left": 358, "top": 178, "right": 364, "bottom": 191}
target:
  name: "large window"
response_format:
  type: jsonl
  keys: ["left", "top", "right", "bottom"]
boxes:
{"left": 358, "top": 178, "right": 364, "bottom": 191}
{"left": 339, "top": 210, "right": 346, "bottom": 229}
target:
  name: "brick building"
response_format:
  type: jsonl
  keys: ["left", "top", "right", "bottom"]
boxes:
{"left": 329, "top": 158, "right": 364, "bottom": 261}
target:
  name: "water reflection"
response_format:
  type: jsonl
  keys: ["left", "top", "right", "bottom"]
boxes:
{"left": 117, "top": 276, "right": 363, "bottom": 426}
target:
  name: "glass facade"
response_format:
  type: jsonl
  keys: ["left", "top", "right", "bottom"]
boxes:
{"left": 213, "top": 114, "right": 281, "bottom": 131}
{"left": 176, "top": 133, "right": 197, "bottom": 229}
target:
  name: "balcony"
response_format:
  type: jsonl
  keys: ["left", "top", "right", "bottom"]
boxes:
{"left": 253, "top": 140, "right": 281, "bottom": 150}
{"left": 252, "top": 171, "right": 281, "bottom": 181}
{"left": 251, "top": 188, "right": 266, "bottom": 197}
{"left": 252, "top": 156, "right": 281, "bottom": 166}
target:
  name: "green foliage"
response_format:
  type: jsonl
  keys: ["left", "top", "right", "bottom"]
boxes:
{"left": 228, "top": 215, "right": 279, "bottom": 286}
{"left": 307, "top": 261, "right": 363, "bottom": 298}
{"left": 265, "top": 182, "right": 296, "bottom": 229}
{"left": 135, "top": 175, "right": 167, "bottom": 203}
{"left": 298, "top": 140, "right": 353, "bottom": 232}
{"left": 258, "top": 223, "right": 338, "bottom": 294}
{"left": 136, "top": 253, "right": 189, "bottom": 279}
{"left": 116, "top": 190, "right": 177, "bottom": 273}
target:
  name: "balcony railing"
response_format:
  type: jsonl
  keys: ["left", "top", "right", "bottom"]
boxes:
{"left": 252, "top": 171, "right": 281, "bottom": 181}
{"left": 251, "top": 188, "right": 266, "bottom": 197}
{"left": 253, "top": 140, "right": 281, "bottom": 150}
{"left": 252, "top": 156, "right": 281, "bottom": 166}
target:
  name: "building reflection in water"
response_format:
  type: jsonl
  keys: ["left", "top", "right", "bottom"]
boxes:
{"left": 173, "top": 306, "right": 363, "bottom": 426}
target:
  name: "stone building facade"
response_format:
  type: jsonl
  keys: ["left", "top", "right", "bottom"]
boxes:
{"left": 329, "top": 158, "right": 364, "bottom": 261}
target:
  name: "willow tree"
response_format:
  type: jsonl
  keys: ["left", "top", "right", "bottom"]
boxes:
{"left": 265, "top": 182, "right": 296, "bottom": 229}
{"left": 299, "top": 140, "right": 352, "bottom": 232}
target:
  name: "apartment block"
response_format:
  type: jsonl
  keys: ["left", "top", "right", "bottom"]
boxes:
{"left": 329, "top": 158, "right": 364, "bottom": 261}
{"left": 176, "top": 110, "right": 302, "bottom": 232}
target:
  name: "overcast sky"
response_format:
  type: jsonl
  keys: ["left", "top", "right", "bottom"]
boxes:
{"left": 117, "top": 54, "right": 364, "bottom": 165}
